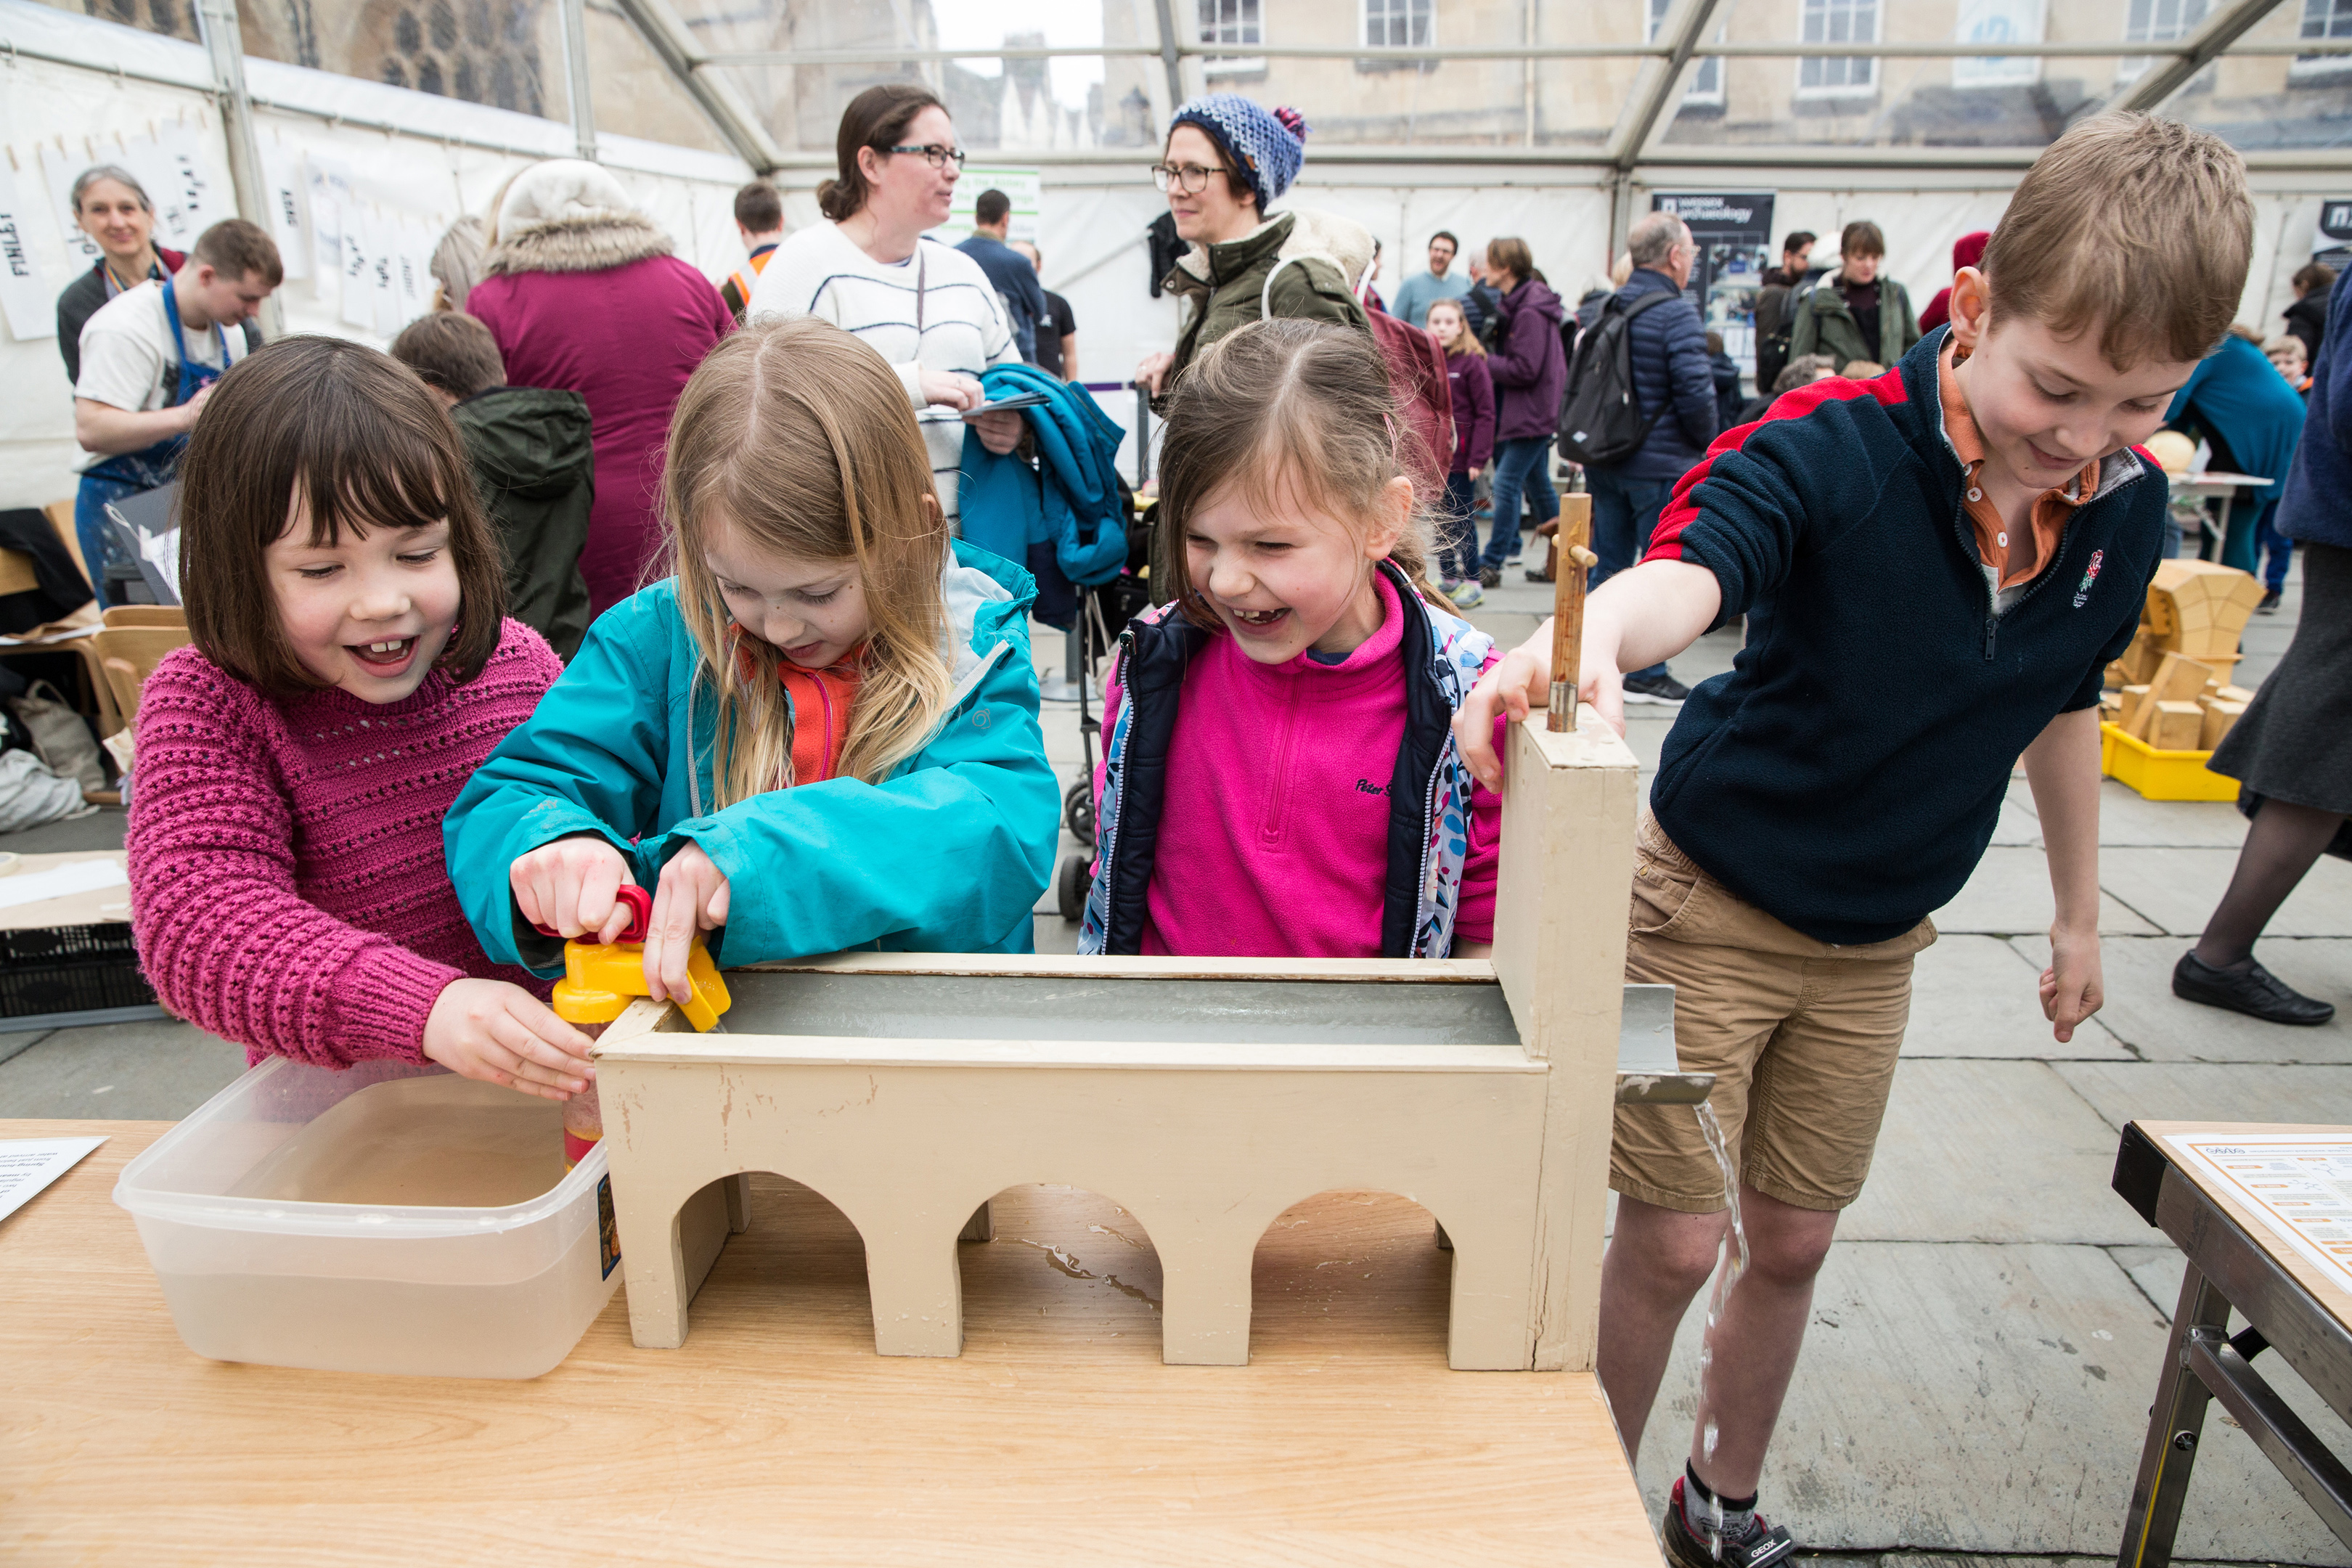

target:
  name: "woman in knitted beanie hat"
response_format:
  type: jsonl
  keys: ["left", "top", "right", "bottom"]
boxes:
{"left": 1135, "top": 95, "right": 1372, "bottom": 405}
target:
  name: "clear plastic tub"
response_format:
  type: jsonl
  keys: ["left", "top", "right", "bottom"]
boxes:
{"left": 113, "top": 1057, "right": 622, "bottom": 1379}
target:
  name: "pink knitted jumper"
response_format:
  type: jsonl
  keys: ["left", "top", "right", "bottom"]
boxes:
{"left": 128, "top": 621, "right": 563, "bottom": 1067}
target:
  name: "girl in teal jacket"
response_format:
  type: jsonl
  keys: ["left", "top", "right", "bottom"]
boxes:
{"left": 444, "top": 318, "right": 1058, "bottom": 999}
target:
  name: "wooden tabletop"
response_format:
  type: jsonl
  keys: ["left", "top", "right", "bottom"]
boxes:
{"left": 2138, "top": 1119, "right": 2352, "bottom": 1334}
{"left": 0, "top": 1120, "right": 1659, "bottom": 1565}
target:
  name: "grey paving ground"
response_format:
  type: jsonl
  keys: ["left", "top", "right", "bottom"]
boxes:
{"left": 1, "top": 548, "right": 2340, "bottom": 1564}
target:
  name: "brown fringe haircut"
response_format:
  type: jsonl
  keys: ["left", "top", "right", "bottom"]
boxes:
{"left": 661, "top": 317, "right": 951, "bottom": 806}
{"left": 1156, "top": 317, "right": 1440, "bottom": 633}
{"left": 179, "top": 335, "right": 506, "bottom": 698}
{"left": 1980, "top": 112, "right": 2252, "bottom": 369}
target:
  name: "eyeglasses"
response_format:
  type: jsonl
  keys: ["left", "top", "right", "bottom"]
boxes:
{"left": 1151, "top": 162, "right": 1230, "bottom": 195}
{"left": 885, "top": 143, "right": 966, "bottom": 171}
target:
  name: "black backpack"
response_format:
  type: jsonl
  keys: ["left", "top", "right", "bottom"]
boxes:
{"left": 1556, "top": 290, "right": 1675, "bottom": 467}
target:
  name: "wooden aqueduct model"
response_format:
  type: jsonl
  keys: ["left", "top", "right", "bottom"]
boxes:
{"left": 592, "top": 709, "right": 1671, "bottom": 1372}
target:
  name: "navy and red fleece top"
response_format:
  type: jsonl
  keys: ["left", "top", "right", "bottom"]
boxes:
{"left": 1641, "top": 327, "right": 2165, "bottom": 946}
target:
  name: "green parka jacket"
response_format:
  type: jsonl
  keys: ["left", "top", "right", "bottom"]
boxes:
{"left": 452, "top": 385, "right": 595, "bottom": 661}
{"left": 1159, "top": 208, "right": 1374, "bottom": 401}
{"left": 1787, "top": 267, "right": 1922, "bottom": 375}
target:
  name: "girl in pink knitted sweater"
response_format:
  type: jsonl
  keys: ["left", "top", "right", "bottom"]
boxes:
{"left": 1079, "top": 319, "right": 1508, "bottom": 960}
{"left": 128, "top": 338, "right": 595, "bottom": 1101}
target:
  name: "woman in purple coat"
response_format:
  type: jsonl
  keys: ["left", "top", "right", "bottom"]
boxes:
{"left": 1474, "top": 237, "right": 1567, "bottom": 586}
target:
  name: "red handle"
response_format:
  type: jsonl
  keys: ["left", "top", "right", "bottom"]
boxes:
{"left": 534, "top": 883, "right": 653, "bottom": 945}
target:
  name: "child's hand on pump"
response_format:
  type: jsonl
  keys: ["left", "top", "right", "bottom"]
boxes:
{"left": 508, "top": 836, "right": 731, "bottom": 1008}
{"left": 422, "top": 980, "right": 598, "bottom": 1103}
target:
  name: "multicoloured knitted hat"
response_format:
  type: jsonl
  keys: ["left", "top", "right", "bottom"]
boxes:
{"left": 1169, "top": 94, "right": 1309, "bottom": 214}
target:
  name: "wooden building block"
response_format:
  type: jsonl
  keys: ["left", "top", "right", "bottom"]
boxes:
{"left": 2149, "top": 701, "right": 2205, "bottom": 751}
{"left": 2201, "top": 700, "right": 2247, "bottom": 750}
{"left": 2119, "top": 684, "right": 2157, "bottom": 738}
{"left": 2149, "top": 560, "right": 2263, "bottom": 663}
{"left": 2105, "top": 660, "right": 2126, "bottom": 692}
{"left": 2099, "top": 691, "right": 2124, "bottom": 721}
{"left": 2217, "top": 684, "right": 2256, "bottom": 706}
{"left": 2149, "top": 652, "right": 2215, "bottom": 704}
{"left": 2117, "top": 632, "right": 2165, "bottom": 686}
{"left": 593, "top": 713, "right": 1643, "bottom": 1375}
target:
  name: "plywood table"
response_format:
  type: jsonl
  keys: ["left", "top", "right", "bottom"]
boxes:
{"left": 2112, "top": 1120, "right": 2352, "bottom": 1566}
{"left": 0, "top": 1119, "right": 1662, "bottom": 1564}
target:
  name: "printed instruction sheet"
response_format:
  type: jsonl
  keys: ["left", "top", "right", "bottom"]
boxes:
{"left": 2165, "top": 1131, "right": 2352, "bottom": 1303}
{"left": 0, "top": 1136, "right": 107, "bottom": 1226}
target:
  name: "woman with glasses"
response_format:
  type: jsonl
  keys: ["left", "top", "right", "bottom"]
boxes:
{"left": 1132, "top": 94, "right": 1371, "bottom": 404}
{"left": 748, "top": 83, "right": 1024, "bottom": 534}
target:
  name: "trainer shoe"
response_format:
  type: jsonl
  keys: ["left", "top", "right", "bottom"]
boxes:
{"left": 2173, "top": 950, "right": 2335, "bottom": 1026}
{"left": 1623, "top": 671, "right": 1692, "bottom": 706}
{"left": 1662, "top": 1478, "right": 1797, "bottom": 1568}
{"left": 1479, "top": 565, "right": 1502, "bottom": 588}
{"left": 1440, "top": 574, "right": 1462, "bottom": 595}
{"left": 2258, "top": 588, "right": 2282, "bottom": 614}
{"left": 1447, "top": 579, "right": 1485, "bottom": 610}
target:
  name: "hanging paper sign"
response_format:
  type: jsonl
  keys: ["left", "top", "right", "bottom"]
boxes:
{"left": 38, "top": 142, "right": 105, "bottom": 268}
{"left": 0, "top": 161, "right": 55, "bottom": 341}
{"left": 116, "top": 133, "right": 196, "bottom": 250}
{"left": 340, "top": 203, "right": 374, "bottom": 330}
{"left": 306, "top": 156, "right": 351, "bottom": 313}
{"left": 258, "top": 140, "right": 310, "bottom": 282}
{"left": 366, "top": 206, "right": 401, "bottom": 338}
{"left": 151, "top": 120, "right": 228, "bottom": 245}
{"left": 392, "top": 216, "right": 430, "bottom": 327}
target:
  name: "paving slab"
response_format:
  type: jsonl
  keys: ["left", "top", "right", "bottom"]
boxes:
{"left": 0, "top": 1018, "right": 247, "bottom": 1120}
{"left": 0, "top": 807, "right": 127, "bottom": 855}
{"left": 1903, "top": 935, "right": 2131, "bottom": 1060}
{"left": 2014, "top": 936, "right": 2352, "bottom": 1064}
{"left": 2056, "top": 1062, "right": 2352, "bottom": 1135}
{"left": 2096, "top": 846, "right": 2352, "bottom": 939}
{"left": 1989, "top": 794, "right": 2044, "bottom": 846}
{"left": 2088, "top": 782, "right": 2252, "bottom": 849}
{"left": 1842, "top": 1060, "right": 2152, "bottom": 1244}
{"left": 1933, "top": 847, "right": 2163, "bottom": 937}
{"left": 1632, "top": 1241, "right": 2347, "bottom": 1560}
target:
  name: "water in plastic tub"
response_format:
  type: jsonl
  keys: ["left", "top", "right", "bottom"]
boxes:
{"left": 115, "top": 1058, "right": 623, "bottom": 1379}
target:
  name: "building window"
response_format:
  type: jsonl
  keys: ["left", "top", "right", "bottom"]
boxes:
{"left": 2293, "top": 0, "right": 2352, "bottom": 82}
{"left": 1648, "top": 0, "right": 1724, "bottom": 106}
{"left": 1199, "top": 0, "right": 1265, "bottom": 78}
{"left": 2119, "top": 0, "right": 2210, "bottom": 86}
{"left": 1363, "top": 0, "right": 1434, "bottom": 49}
{"left": 1796, "top": 0, "right": 1877, "bottom": 97}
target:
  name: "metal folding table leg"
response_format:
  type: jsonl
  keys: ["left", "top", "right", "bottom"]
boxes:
{"left": 2118, "top": 1265, "right": 2234, "bottom": 1567}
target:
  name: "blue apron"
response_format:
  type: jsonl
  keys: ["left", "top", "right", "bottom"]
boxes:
{"left": 76, "top": 285, "right": 233, "bottom": 605}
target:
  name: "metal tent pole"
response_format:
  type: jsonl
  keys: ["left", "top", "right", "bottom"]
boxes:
{"left": 555, "top": 0, "right": 597, "bottom": 162}
{"left": 192, "top": 0, "right": 285, "bottom": 339}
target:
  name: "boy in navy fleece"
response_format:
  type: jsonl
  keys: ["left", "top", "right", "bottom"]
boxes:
{"left": 1455, "top": 114, "right": 2253, "bottom": 1567}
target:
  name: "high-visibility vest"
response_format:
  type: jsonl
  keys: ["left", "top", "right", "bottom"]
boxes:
{"left": 727, "top": 243, "right": 779, "bottom": 311}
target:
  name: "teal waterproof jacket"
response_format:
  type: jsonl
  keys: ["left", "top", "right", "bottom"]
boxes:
{"left": 444, "top": 541, "right": 1058, "bottom": 976}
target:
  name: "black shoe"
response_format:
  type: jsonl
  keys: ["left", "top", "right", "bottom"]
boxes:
{"left": 1624, "top": 671, "right": 1693, "bottom": 706}
{"left": 1478, "top": 565, "right": 1502, "bottom": 588}
{"left": 2258, "top": 588, "right": 2282, "bottom": 615}
{"left": 1662, "top": 1479, "right": 1797, "bottom": 1568}
{"left": 2173, "top": 950, "right": 2335, "bottom": 1026}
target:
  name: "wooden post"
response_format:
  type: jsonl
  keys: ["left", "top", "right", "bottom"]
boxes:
{"left": 1548, "top": 492, "right": 1595, "bottom": 733}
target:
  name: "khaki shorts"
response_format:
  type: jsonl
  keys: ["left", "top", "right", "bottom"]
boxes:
{"left": 1610, "top": 812, "right": 1935, "bottom": 1214}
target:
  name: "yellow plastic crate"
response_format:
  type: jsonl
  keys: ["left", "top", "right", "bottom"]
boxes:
{"left": 2099, "top": 722, "right": 2240, "bottom": 802}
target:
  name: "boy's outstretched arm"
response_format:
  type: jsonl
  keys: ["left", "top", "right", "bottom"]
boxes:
{"left": 1453, "top": 559, "right": 1723, "bottom": 788}
{"left": 2021, "top": 704, "right": 2105, "bottom": 1042}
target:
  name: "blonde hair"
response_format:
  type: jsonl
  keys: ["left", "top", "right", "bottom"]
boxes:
{"left": 1981, "top": 112, "right": 2251, "bottom": 369}
{"left": 1157, "top": 318, "right": 1439, "bottom": 632}
{"left": 1425, "top": 296, "right": 1484, "bottom": 356}
{"left": 661, "top": 318, "right": 950, "bottom": 806}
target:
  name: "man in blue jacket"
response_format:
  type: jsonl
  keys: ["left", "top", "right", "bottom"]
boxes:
{"left": 958, "top": 189, "right": 1048, "bottom": 365}
{"left": 1583, "top": 211, "right": 1718, "bottom": 705}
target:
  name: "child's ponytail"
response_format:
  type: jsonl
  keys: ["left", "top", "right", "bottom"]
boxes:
{"left": 1156, "top": 318, "right": 1442, "bottom": 629}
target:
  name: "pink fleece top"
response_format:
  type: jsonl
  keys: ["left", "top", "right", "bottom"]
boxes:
{"left": 128, "top": 621, "right": 563, "bottom": 1067}
{"left": 466, "top": 256, "right": 733, "bottom": 614}
{"left": 1103, "top": 575, "right": 1505, "bottom": 958}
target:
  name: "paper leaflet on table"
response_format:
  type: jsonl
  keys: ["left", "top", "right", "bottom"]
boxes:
{"left": 0, "top": 1136, "right": 107, "bottom": 1227}
{"left": 0, "top": 858, "right": 128, "bottom": 911}
{"left": 0, "top": 157, "right": 56, "bottom": 343}
{"left": 2165, "top": 1132, "right": 2352, "bottom": 1301}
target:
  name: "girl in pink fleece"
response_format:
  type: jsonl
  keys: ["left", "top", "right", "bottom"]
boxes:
{"left": 127, "top": 337, "right": 595, "bottom": 1101}
{"left": 1079, "top": 318, "right": 1507, "bottom": 959}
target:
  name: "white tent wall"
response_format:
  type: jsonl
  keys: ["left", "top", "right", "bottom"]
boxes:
{"left": 1, "top": 0, "right": 751, "bottom": 511}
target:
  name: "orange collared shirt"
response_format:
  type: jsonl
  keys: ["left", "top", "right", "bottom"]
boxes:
{"left": 1937, "top": 336, "right": 2098, "bottom": 590}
